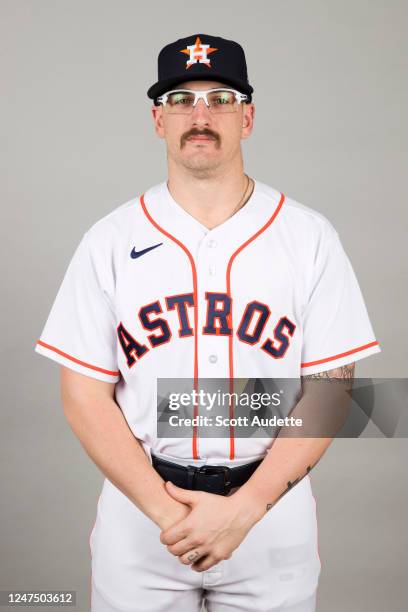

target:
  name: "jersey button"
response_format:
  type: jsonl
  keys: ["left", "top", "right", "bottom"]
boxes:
{"left": 209, "top": 264, "right": 216, "bottom": 276}
{"left": 207, "top": 239, "right": 217, "bottom": 248}
{"left": 208, "top": 354, "right": 218, "bottom": 364}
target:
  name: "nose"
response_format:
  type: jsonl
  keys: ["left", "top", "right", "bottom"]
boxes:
{"left": 190, "top": 98, "right": 211, "bottom": 126}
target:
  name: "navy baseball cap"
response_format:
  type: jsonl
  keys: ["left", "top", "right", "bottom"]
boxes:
{"left": 147, "top": 34, "right": 254, "bottom": 103}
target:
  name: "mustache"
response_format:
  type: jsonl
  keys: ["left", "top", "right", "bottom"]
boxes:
{"left": 180, "top": 128, "right": 220, "bottom": 147}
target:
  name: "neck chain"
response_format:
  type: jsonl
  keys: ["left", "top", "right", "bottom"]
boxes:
{"left": 229, "top": 174, "right": 253, "bottom": 218}
{"left": 166, "top": 174, "right": 254, "bottom": 220}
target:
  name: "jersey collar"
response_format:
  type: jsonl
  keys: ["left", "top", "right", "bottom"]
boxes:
{"left": 141, "top": 179, "right": 283, "bottom": 255}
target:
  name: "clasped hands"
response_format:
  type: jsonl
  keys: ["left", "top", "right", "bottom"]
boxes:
{"left": 159, "top": 480, "right": 264, "bottom": 572}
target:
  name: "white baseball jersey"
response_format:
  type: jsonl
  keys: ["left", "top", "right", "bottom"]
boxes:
{"left": 34, "top": 179, "right": 381, "bottom": 462}
{"left": 34, "top": 179, "right": 381, "bottom": 611}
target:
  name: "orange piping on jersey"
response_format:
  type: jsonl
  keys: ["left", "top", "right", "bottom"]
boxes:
{"left": 36, "top": 340, "right": 120, "bottom": 376}
{"left": 225, "top": 192, "right": 286, "bottom": 460}
{"left": 139, "top": 194, "right": 200, "bottom": 459}
{"left": 301, "top": 340, "right": 380, "bottom": 368}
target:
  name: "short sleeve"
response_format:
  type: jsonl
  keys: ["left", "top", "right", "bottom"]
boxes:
{"left": 300, "top": 226, "right": 381, "bottom": 375}
{"left": 34, "top": 231, "right": 120, "bottom": 382}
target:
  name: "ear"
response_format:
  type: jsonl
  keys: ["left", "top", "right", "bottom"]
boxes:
{"left": 151, "top": 104, "right": 165, "bottom": 139}
{"left": 241, "top": 103, "right": 255, "bottom": 139}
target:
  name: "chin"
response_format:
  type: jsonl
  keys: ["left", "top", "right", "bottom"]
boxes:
{"left": 183, "top": 158, "right": 220, "bottom": 173}
{"left": 177, "top": 150, "right": 220, "bottom": 169}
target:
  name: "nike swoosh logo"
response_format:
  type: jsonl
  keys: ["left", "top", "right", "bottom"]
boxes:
{"left": 130, "top": 242, "right": 163, "bottom": 259}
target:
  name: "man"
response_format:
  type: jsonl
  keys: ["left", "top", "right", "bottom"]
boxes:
{"left": 34, "top": 34, "right": 381, "bottom": 611}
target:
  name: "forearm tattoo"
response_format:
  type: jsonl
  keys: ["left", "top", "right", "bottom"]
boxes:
{"left": 302, "top": 363, "right": 355, "bottom": 384}
{"left": 266, "top": 462, "right": 317, "bottom": 512}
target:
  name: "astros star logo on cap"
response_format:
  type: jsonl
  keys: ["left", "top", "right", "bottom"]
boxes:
{"left": 179, "top": 36, "right": 218, "bottom": 69}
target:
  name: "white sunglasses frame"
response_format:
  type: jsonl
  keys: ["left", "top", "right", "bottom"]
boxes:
{"left": 156, "top": 87, "right": 248, "bottom": 110}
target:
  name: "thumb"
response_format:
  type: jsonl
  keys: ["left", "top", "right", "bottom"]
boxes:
{"left": 165, "top": 480, "right": 198, "bottom": 505}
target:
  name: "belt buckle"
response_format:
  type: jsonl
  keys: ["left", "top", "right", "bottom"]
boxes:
{"left": 197, "top": 464, "right": 232, "bottom": 495}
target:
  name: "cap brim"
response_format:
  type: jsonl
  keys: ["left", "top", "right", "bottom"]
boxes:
{"left": 147, "top": 73, "right": 253, "bottom": 100}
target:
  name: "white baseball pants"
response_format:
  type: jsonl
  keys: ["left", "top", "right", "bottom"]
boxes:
{"left": 90, "top": 473, "right": 321, "bottom": 611}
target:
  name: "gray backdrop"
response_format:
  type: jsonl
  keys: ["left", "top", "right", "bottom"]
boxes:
{"left": 1, "top": 1, "right": 407, "bottom": 610}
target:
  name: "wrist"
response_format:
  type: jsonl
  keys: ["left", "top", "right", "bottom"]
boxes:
{"left": 152, "top": 497, "right": 190, "bottom": 530}
{"left": 228, "top": 486, "right": 266, "bottom": 526}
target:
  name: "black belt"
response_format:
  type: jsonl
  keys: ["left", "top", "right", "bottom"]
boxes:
{"left": 151, "top": 454, "right": 263, "bottom": 496}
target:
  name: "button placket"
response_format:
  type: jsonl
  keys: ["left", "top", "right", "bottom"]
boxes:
{"left": 196, "top": 235, "right": 229, "bottom": 379}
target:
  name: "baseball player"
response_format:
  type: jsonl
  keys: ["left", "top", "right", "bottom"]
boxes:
{"left": 34, "top": 34, "right": 381, "bottom": 611}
